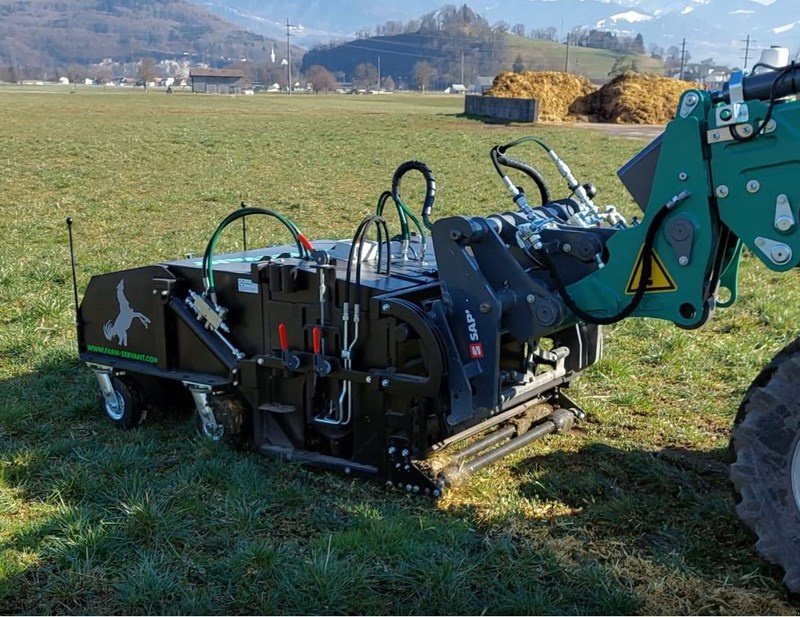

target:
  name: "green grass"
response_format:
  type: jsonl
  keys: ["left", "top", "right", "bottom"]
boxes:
{"left": 0, "top": 86, "right": 798, "bottom": 614}
{"left": 504, "top": 35, "right": 665, "bottom": 81}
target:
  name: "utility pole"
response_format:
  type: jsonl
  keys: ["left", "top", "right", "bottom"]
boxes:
{"left": 741, "top": 35, "right": 756, "bottom": 70}
{"left": 377, "top": 55, "right": 381, "bottom": 91}
{"left": 285, "top": 18, "right": 295, "bottom": 95}
{"left": 461, "top": 50, "right": 465, "bottom": 85}
{"left": 679, "top": 37, "right": 687, "bottom": 80}
{"left": 564, "top": 32, "right": 571, "bottom": 73}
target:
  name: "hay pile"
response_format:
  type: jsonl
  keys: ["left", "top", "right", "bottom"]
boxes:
{"left": 569, "top": 72, "right": 697, "bottom": 124}
{"left": 485, "top": 71, "right": 595, "bottom": 122}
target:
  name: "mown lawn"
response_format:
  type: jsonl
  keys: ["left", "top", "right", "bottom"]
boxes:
{"left": 0, "top": 87, "right": 798, "bottom": 614}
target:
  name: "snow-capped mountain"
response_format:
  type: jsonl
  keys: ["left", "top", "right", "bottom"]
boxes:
{"left": 189, "top": 0, "right": 798, "bottom": 65}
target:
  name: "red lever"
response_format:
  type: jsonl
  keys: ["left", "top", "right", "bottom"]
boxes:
{"left": 312, "top": 326, "right": 322, "bottom": 354}
{"left": 278, "top": 323, "right": 289, "bottom": 351}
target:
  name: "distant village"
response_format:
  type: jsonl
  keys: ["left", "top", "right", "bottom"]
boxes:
{"left": 11, "top": 53, "right": 736, "bottom": 96}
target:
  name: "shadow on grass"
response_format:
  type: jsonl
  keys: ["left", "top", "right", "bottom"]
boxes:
{"left": 0, "top": 360, "right": 794, "bottom": 614}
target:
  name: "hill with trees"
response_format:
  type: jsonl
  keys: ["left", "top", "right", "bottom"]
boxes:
{"left": 301, "top": 5, "right": 664, "bottom": 87}
{"left": 0, "top": 0, "right": 297, "bottom": 78}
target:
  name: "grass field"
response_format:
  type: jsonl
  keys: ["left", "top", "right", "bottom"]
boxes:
{"left": 0, "top": 87, "right": 799, "bottom": 614}
{"left": 504, "top": 35, "right": 664, "bottom": 81}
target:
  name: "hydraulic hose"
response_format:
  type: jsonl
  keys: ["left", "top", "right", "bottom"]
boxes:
{"left": 392, "top": 160, "right": 437, "bottom": 230}
{"left": 202, "top": 206, "right": 311, "bottom": 300}
{"left": 730, "top": 62, "right": 798, "bottom": 143}
{"left": 496, "top": 154, "right": 550, "bottom": 206}
{"left": 714, "top": 62, "right": 800, "bottom": 104}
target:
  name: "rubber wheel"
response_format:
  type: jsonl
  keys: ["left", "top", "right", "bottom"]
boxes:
{"left": 730, "top": 340, "right": 800, "bottom": 594}
{"left": 98, "top": 376, "right": 147, "bottom": 429}
{"left": 194, "top": 393, "right": 249, "bottom": 447}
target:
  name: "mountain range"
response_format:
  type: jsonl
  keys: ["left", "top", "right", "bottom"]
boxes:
{"left": 190, "top": 0, "right": 799, "bottom": 65}
{"left": 0, "top": 0, "right": 290, "bottom": 70}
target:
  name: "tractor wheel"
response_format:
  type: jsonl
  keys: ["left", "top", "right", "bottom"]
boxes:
{"left": 194, "top": 393, "right": 249, "bottom": 447}
{"left": 730, "top": 341, "right": 800, "bottom": 594}
{"left": 99, "top": 376, "right": 147, "bottom": 429}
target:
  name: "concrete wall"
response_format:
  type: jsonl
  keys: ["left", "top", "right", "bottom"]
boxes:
{"left": 464, "top": 95, "right": 539, "bottom": 122}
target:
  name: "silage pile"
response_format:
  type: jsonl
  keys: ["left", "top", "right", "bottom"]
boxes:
{"left": 485, "top": 71, "right": 595, "bottom": 122}
{"left": 569, "top": 72, "right": 697, "bottom": 124}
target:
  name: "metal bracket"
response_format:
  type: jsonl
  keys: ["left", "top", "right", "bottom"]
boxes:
{"left": 775, "top": 194, "right": 795, "bottom": 232}
{"left": 754, "top": 236, "right": 793, "bottom": 266}
{"left": 92, "top": 365, "right": 120, "bottom": 417}
{"left": 679, "top": 92, "right": 699, "bottom": 118}
{"left": 184, "top": 382, "right": 223, "bottom": 440}
{"left": 666, "top": 216, "right": 694, "bottom": 266}
{"left": 717, "top": 71, "right": 750, "bottom": 127}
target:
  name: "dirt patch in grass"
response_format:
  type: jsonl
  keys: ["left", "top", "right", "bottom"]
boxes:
{"left": 569, "top": 72, "right": 698, "bottom": 124}
{"left": 485, "top": 71, "right": 595, "bottom": 122}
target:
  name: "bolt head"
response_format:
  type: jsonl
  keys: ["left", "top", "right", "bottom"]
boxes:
{"left": 388, "top": 446, "right": 396, "bottom": 454}
{"left": 562, "top": 243, "right": 572, "bottom": 253}
{"left": 715, "top": 185, "right": 729, "bottom": 199}
{"left": 381, "top": 303, "right": 390, "bottom": 312}
{"left": 678, "top": 256, "right": 689, "bottom": 266}
{"left": 776, "top": 217, "right": 794, "bottom": 232}
{"left": 685, "top": 93, "right": 698, "bottom": 106}
{"left": 746, "top": 180, "right": 760, "bottom": 194}
{"left": 719, "top": 108, "right": 733, "bottom": 121}
{"left": 401, "top": 448, "right": 409, "bottom": 457}
{"left": 405, "top": 484, "right": 412, "bottom": 492}
{"left": 765, "top": 119, "right": 777, "bottom": 133}
{"left": 756, "top": 238, "right": 766, "bottom": 247}
{"left": 344, "top": 466, "right": 351, "bottom": 474}
{"left": 365, "top": 376, "right": 372, "bottom": 384}
{"left": 711, "top": 131, "right": 721, "bottom": 141}
{"left": 479, "top": 302, "right": 491, "bottom": 314}
{"left": 381, "top": 379, "right": 390, "bottom": 388}
{"left": 679, "top": 172, "right": 688, "bottom": 181}
{"left": 526, "top": 294, "right": 536, "bottom": 304}
{"left": 257, "top": 357, "right": 265, "bottom": 365}
{"left": 771, "top": 246, "right": 791, "bottom": 264}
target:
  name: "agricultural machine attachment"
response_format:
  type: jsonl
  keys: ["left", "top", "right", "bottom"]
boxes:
{"left": 74, "top": 63, "right": 800, "bottom": 592}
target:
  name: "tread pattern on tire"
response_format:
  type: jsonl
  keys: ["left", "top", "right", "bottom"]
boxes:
{"left": 731, "top": 348, "right": 800, "bottom": 593}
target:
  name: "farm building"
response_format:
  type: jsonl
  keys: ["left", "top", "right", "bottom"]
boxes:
{"left": 189, "top": 68, "right": 245, "bottom": 94}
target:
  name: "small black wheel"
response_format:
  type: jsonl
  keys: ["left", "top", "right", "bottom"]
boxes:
{"left": 194, "top": 393, "right": 249, "bottom": 447}
{"left": 730, "top": 340, "right": 800, "bottom": 594}
{"left": 98, "top": 376, "right": 147, "bottom": 429}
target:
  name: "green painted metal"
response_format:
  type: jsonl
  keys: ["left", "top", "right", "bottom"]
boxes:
{"left": 711, "top": 98, "right": 800, "bottom": 272}
{"left": 565, "top": 90, "right": 724, "bottom": 328}
{"left": 561, "top": 86, "right": 800, "bottom": 329}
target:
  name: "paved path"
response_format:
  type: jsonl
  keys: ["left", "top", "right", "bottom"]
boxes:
{"left": 568, "top": 123, "right": 664, "bottom": 141}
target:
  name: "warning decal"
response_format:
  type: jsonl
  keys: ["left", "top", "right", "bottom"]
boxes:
{"left": 624, "top": 247, "right": 678, "bottom": 295}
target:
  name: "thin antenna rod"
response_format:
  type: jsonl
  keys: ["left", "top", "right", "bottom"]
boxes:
{"left": 66, "top": 217, "right": 81, "bottom": 329}
{"left": 240, "top": 201, "right": 248, "bottom": 252}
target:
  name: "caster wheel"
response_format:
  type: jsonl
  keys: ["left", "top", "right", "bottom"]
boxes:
{"left": 98, "top": 376, "right": 147, "bottom": 429}
{"left": 194, "top": 393, "right": 249, "bottom": 447}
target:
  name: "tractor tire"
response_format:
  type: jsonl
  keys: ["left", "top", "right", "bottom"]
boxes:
{"left": 99, "top": 376, "right": 147, "bottom": 429}
{"left": 730, "top": 341, "right": 800, "bottom": 594}
{"left": 194, "top": 393, "right": 249, "bottom": 447}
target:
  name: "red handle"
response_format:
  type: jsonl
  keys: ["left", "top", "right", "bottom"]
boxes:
{"left": 278, "top": 323, "right": 289, "bottom": 351}
{"left": 312, "top": 326, "right": 322, "bottom": 354}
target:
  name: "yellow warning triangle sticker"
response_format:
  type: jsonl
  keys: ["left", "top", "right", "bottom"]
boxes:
{"left": 624, "top": 247, "right": 678, "bottom": 295}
